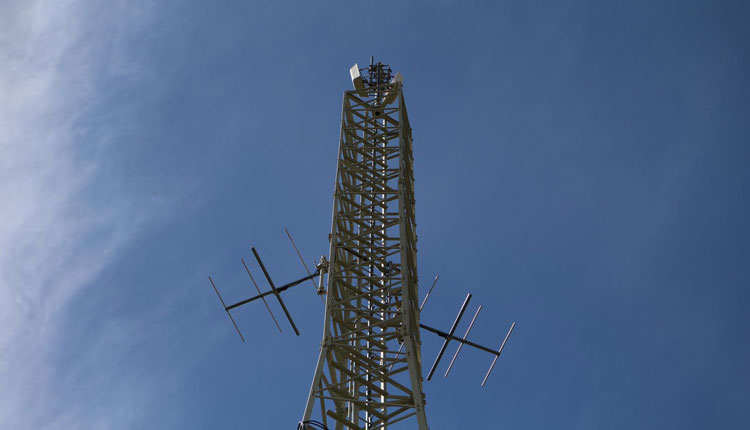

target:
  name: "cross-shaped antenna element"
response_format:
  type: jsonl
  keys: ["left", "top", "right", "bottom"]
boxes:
{"left": 425, "top": 293, "right": 472, "bottom": 380}
{"left": 250, "top": 247, "right": 300, "bottom": 336}
{"left": 209, "top": 246, "right": 325, "bottom": 340}
{"left": 420, "top": 293, "right": 516, "bottom": 386}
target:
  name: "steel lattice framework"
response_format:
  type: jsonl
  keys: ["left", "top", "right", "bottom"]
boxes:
{"left": 301, "top": 76, "right": 428, "bottom": 430}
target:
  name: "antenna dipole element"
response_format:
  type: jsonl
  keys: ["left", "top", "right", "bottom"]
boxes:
{"left": 241, "top": 258, "right": 282, "bottom": 332}
{"left": 426, "top": 293, "right": 473, "bottom": 380}
{"left": 482, "top": 321, "right": 516, "bottom": 386}
{"left": 444, "top": 305, "right": 482, "bottom": 377}
{"left": 208, "top": 276, "right": 245, "bottom": 342}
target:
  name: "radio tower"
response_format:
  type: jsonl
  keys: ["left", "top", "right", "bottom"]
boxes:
{"left": 209, "top": 58, "right": 515, "bottom": 430}
{"left": 300, "top": 58, "right": 427, "bottom": 430}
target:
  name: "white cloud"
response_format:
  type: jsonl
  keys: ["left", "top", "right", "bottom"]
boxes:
{"left": 0, "top": 1, "right": 168, "bottom": 427}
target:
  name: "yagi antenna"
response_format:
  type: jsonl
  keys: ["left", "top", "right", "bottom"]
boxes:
{"left": 209, "top": 245, "right": 327, "bottom": 340}
{"left": 420, "top": 293, "right": 516, "bottom": 386}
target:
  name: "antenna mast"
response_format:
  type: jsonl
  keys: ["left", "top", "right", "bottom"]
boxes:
{"left": 208, "top": 58, "right": 515, "bottom": 430}
{"left": 301, "top": 59, "right": 426, "bottom": 430}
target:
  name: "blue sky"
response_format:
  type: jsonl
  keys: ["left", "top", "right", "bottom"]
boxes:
{"left": 1, "top": 0, "right": 748, "bottom": 428}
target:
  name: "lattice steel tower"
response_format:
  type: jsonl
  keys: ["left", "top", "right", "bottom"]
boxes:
{"left": 300, "top": 59, "right": 426, "bottom": 430}
{"left": 209, "top": 58, "right": 514, "bottom": 430}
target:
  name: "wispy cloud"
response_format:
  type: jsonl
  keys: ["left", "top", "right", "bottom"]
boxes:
{"left": 0, "top": 1, "right": 170, "bottom": 427}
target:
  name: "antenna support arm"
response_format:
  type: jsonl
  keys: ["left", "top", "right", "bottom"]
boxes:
{"left": 419, "top": 323, "right": 500, "bottom": 356}
{"left": 225, "top": 270, "right": 320, "bottom": 311}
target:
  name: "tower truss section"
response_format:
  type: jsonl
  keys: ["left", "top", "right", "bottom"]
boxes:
{"left": 302, "top": 62, "right": 427, "bottom": 430}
